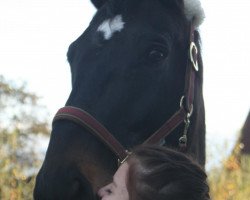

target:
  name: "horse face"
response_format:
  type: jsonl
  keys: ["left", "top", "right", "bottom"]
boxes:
{"left": 34, "top": 0, "right": 190, "bottom": 199}
{"left": 67, "top": 0, "right": 188, "bottom": 145}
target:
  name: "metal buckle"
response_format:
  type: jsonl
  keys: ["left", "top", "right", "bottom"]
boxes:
{"left": 179, "top": 96, "right": 193, "bottom": 149}
{"left": 189, "top": 42, "right": 199, "bottom": 71}
{"left": 180, "top": 96, "right": 193, "bottom": 117}
{"left": 117, "top": 150, "right": 132, "bottom": 167}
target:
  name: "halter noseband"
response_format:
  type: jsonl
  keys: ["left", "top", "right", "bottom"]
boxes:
{"left": 53, "top": 24, "right": 198, "bottom": 165}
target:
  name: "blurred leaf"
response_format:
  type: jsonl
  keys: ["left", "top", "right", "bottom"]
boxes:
{"left": 209, "top": 143, "right": 250, "bottom": 200}
{"left": 0, "top": 75, "right": 50, "bottom": 199}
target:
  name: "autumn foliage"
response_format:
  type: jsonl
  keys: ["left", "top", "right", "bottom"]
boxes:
{"left": 0, "top": 76, "right": 49, "bottom": 199}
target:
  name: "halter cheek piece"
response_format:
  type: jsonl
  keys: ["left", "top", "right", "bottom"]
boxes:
{"left": 53, "top": 23, "right": 198, "bottom": 165}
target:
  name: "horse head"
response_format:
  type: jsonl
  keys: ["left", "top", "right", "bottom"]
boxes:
{"left": 34, "top": 0, "right": 205, "bottom": 199}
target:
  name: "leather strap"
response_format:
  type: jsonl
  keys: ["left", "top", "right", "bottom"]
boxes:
{"left": 53, "top": 106, "right": 128, "bottom": 161}
{"left": 184, "top": 25, "right": 197, "bottom": 113}
{"left": 144, "top": 108, "right": 186, "bottom": 144}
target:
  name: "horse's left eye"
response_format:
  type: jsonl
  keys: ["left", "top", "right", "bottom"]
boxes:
{"left": 148, "top": 49, "right": 168, "bottom": 62}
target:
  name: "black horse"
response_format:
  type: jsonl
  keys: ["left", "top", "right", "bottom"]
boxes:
{"left": 34, "top": 0, "right": 205, "bottom": 199}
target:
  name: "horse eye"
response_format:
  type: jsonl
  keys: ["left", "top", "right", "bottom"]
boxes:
{"left": 148, "top": 49, "right": 167, "bottom": 62}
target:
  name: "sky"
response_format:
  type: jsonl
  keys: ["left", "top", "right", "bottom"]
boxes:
{"left": 1, "top": 0, "right": 250, "bottom": 166}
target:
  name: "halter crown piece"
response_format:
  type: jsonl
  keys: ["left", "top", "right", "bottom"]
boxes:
{"left": 184, "top": 0, "right": 205, "bottom": 28}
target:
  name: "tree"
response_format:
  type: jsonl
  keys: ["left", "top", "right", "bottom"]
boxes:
{"left": 0, "top": 75, "right": 50, "bottom": 200}
{"left": 209, "top": 112, "right": 250, "bottom": 200}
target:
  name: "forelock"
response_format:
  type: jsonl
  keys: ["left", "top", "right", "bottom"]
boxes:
{"left": 183, "top": 0, "right": 205, "bottom": 28}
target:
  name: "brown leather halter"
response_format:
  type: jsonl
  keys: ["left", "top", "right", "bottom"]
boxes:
{"left": 53, "top": 23, "right": 198, "bottom": 164}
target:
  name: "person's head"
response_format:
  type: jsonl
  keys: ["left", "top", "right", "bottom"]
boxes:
{"left": 98, "top": 145, "right": 210, "bottom": 200}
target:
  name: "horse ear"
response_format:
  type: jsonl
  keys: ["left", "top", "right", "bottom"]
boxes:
{"left": 90, "top": 0, "right": 107, "bottom": 9}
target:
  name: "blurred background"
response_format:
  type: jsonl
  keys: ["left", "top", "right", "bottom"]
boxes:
{"left": 0, "top": 0, "right": 249, "bottom": 199}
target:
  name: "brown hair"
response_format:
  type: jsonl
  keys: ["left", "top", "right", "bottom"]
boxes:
{"left": 126, "top": 145, "right": 210, "bottom": 200}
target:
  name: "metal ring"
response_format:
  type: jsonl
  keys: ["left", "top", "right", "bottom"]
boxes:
{"left": 180, "top": 96, "right": 185, "bottom": 109}
{"left": 187, "top": 104, "right": 193, "bottom": 118}
{"left": 118, "top": 150, "right": 132, "bottom": 166}
{"left": 180, "top": 96, "right": 193, "bottom": 117}
{"left": 189, "top": 42, "right": 199, "bottom": 71}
